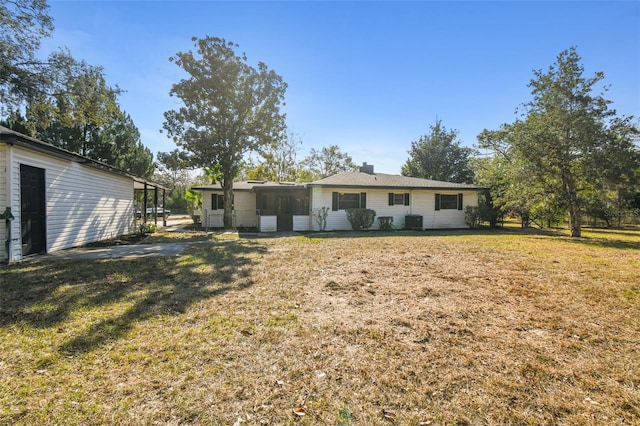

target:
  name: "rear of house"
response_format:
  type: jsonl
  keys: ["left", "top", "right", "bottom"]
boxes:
{"left": 194, "top": 163, "right": 482, "bottom": 232}
{"left": 197, "top": 181, "right": 311, "bottom": 232}
{"left": 0, "top": 127, "right": 157, "bottom": 263}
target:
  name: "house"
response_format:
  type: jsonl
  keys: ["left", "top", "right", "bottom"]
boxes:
{"left": 193, "top": 163, "right": 483, "bottom": 232}
{"left": 0, "top": 126, "right": 164, "bottom": 263}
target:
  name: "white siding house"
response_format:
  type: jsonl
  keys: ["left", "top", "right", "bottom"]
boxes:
{"left": 1, "top": 127, "right": 162, "bottom": 263}
{"left": 202, "top": 187, "right": 258, "bottom": 229}
{"left": 194, "top": 164, "right": 483, "bottom": 232}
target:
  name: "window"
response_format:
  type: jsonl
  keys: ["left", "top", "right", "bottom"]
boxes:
{"left": 211, "top": 194, "right": 225, "bottom": 210}
{"left": 332, "top": 192, "right": 367, "bottom": 211}
{"left": 435, "top": 193, "right": 463, "bottom": 210}
{"left": 388, "top": 193, "right": 410, "bottom": 206}
{"left": 292, "top": 196, "right": 309, "bottom": 215}
{"left": 257, "top": 193, "right": 268, "bottom": 211}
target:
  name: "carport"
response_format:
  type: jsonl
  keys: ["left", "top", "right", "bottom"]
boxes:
{"left": 134, "top": 179, "right": 169, "bottom": 228}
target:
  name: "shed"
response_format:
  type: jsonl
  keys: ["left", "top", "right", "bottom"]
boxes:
{"left": 0, "top": 126, "right": 164, "bottom": 263}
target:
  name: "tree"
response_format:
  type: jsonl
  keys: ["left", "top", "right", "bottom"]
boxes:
{"left": 402, "top": 119, "right": 474, "bottom": 183}
{"left": 301, "top": 145, "right": 357, "bottom": 179}
{"left": 99, "top": 111, "right": 154, "bottom": 178}
{"left": 8, "top": 55, "right": 154, "bottom": 177}
{"left": 479, "top": 48, "right": 638, "bottom": 237}
{"left": 0, "top": 0, "right": 53, "bottom": 111}
{"left": 162, "top": 36, "right": 287, "bottom": 229}
{"left": 154, "top": 150, "right": 194, "bottom": 214}
{"left": 25, "top": 59, "right": 122, "bottom": 156}
{"left": 244, "top": 131, "right": 307, "bottom": 182}
{"left": 470, "top": 156, "right": 505, "bottom": 228}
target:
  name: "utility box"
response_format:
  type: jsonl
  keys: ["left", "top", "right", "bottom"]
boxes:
{"left": 405, "top": 215, "right": 423, "bottom": 230}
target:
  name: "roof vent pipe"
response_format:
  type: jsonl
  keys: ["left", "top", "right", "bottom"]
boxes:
{"left": 359, "top": 162, "right": 374, "bottom": 174}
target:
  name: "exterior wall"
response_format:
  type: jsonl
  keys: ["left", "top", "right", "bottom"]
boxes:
{"left": 257, "top": 215, "right": 309, "bottom": 232}
{"left": 419, "top": 191, "right": 479, "bottom": 229}
{"left": 234, "top": 191, "right": 257, "bottom": 228}
{"left": 259, "top": 216, "right": 277, "bottom": 232}
{"left": 0, "top": 144, "right": 7, "bottom": 261}
{"left": 292, "top": 215, "right": 310, "bottom": 232}
{"left": 202, "top": 190, "right": 257, "bottom": 228}
{"left": 6, "top": 145, "right": 135, "bottom": 261}
{"left": 310, "top": 187, "right": 479, "bottom": 231}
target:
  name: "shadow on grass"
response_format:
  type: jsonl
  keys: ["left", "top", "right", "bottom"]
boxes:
{"left": 293, "top": 227, "right": 533, "bottom": 239}
{"left": 563, "top": 235, "right": 640, "bottom": 251}
{"left": 294, "top": 226, "right": 639, "bottom": 249}
{"left": 0, "top": 240, "right": 266, "bottom": 355}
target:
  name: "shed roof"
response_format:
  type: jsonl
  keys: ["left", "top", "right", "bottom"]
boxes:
{"left": 0, "top": 126, "right": 166, "bottom": 190}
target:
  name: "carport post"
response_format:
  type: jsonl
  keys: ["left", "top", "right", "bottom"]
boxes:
{"left": 143, "top": 184, "right": 148, "bottom": 224}
{"left": 153, "top": 186, "right": 158, "bottom": 226}
{"left": 162, "top": 188, "right": 167, "bottom": 227}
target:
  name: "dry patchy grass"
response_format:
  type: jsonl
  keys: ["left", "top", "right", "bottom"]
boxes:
{"left": 0, "top": 228, "right": 638, "bottom": 425}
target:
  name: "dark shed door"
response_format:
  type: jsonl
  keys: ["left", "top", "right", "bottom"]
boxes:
{"left": 20, "top": 164, "right": 46, "bottom": 256}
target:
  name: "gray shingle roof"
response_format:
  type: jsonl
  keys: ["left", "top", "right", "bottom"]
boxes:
{"left": 309, "top": 172, "right": 482, "bottom": 190}
{"left": 192, "top": 173, "right": 482, "bottom": 191}
{"left": 191, "top": 181, "right": 305, "bottom": 191}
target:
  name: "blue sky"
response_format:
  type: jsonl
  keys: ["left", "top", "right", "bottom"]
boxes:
{"left": 43, "top": 1, "right": 640, "bottom": 174}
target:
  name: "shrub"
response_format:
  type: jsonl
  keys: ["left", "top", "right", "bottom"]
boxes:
{"left": 464, "top": 206, "right": 481, "bottom": 229}
{"left": 377, "top": 216, "right": 394, "bottom": 231}
{"left": 138, "top": 223, "right": 157, "bottom": 234}
{"left": 314, "top": 207, "right": 330, "bottom": 231}
{"left": 346, "top": 208, "right": 376, "bottom": 231}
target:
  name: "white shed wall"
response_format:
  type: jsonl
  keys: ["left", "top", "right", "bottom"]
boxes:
{"left": 0, "top": 144, "right": 8, "bottom": 261}
{"left": 7, "top": 146, "right": 135, "bottom": 260}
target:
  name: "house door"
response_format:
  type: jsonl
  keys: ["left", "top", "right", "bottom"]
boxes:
{"left": 20, "top": 164, "right": 46, "bottom": 256}
{"left": 276, "top": 195, "right": 293, "bottom": 232}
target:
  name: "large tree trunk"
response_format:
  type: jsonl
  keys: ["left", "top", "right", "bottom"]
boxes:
{"left": 568, "top": 203, "right": 582, "bottom": 237}
{"left": 222, "top": 176, "right": 234, "bottom": 230}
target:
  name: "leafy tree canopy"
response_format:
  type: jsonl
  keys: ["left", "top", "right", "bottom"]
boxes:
{"left": 301, "top": 145, "right": 357, "bottom": 180}
{"left": 478, "top": 47, "right": 639, "bottom": 237}
{"left": 0, "top": 0, "right": 53, "bottom": 110}
{"left": 1, "top": 2, "right": 154, "bottom": 178}
{"left": 162, "top": 36, "right": 287, "bottom": 229}
{"left": 402, "top": 119, "right": 475, "bottom": 183}
{"left": 243, "top": 132, "right": 311, "bottom": 182}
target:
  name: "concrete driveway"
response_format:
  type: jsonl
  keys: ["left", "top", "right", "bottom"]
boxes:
{"left": 41, "top": 242, "right": 190, "bottom": 261}
{"left": 40, "top": 217, "right": 195, "bottom": 261}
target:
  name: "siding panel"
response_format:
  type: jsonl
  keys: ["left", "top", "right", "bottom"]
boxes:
{"left": 10, "top": 146, "right": 135, "bottom": 257}
{"left": 293, "top": 215, "right": 310, "bottom": 231}
{"left": 0, "top": 145, "right": 6, "bottom": 260}
{"left": 310, "top": 188, "right": 480, "bottom": 230}
{"left": 201, "top": 190, "right": 257, "bottom": 228}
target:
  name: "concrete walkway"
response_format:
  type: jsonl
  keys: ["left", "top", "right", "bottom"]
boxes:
{"left": 40, "top": 218, "right": 195, "bottom": 261}
{"left": 41, "top": 242, "right": 190, "bottom": 261}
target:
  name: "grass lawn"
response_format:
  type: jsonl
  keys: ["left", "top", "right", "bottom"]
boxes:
{"left": 1, "top": 227, "right": 638, "bottom": 425}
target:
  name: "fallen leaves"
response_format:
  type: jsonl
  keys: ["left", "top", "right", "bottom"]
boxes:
{"left": 292, "top": 406, "right": 306, "bottom": 417}
{"left": 382, "top": 409, "right": 396, "bottom": 419}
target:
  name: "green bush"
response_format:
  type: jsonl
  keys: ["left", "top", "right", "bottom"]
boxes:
{"left": 346, "top": 208, "right": 376, "bottom": 231}
{"left": 138, "top": 223, "right": 157, "bottom": 234}
{"left": 464, "top": 206, "right": 481, "bottom": 229}
{"left": 377, "top": 216, "right": 394, "bottom": 231}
